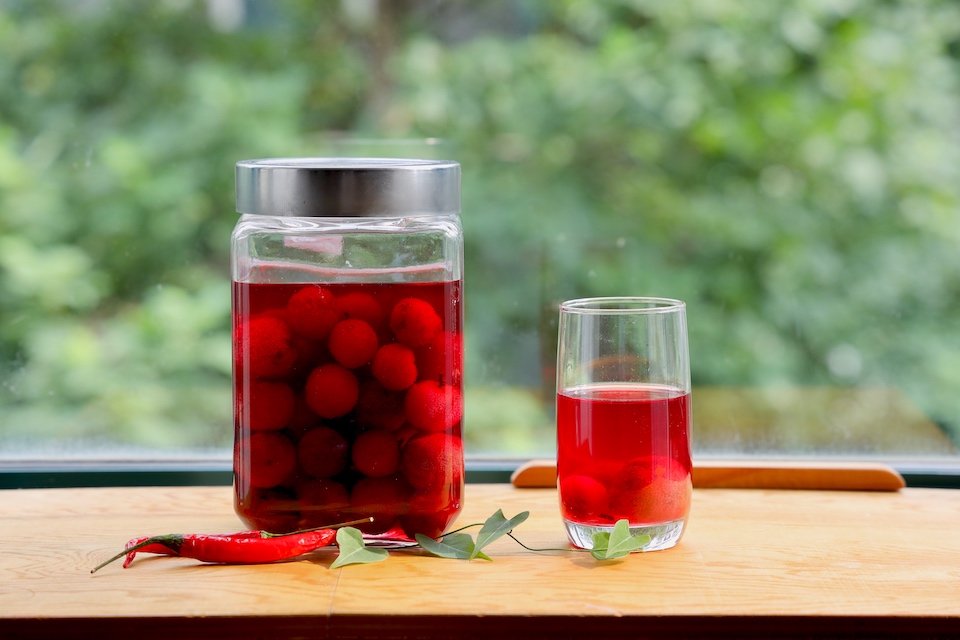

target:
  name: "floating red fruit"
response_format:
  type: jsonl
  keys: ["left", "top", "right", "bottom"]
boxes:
{"left": 402, "top": 482, "right": 461, "bottom": 538}
{"left": 286, "top": 285, "right": 342, "bottom": 340}
{"left": 400, "top": 433, "right": 463, "bottom": 490}
{"left": 336, "top": 292, "right": 385, "bottom": 331}
{"left": 297, "top": 426, "right": 349, "bottom": 479}
{"left": 246, "top": 380, "right": 295, "bottom": 431}
{"left": 371, "top": 343, "right": 418, "bottom": 391}
{"left": 389, "top": 297, "right": 441, "bottom": 348}
{"left": 328, "top": 318, "right": 379, "bottom": 369}
{"left": 248, "top": 432, "right": 296, "bottom": 488}
{"left": 415, "top": 330, "right": 462, "bottom": 384}
{"left": 245, "top": 314, "right": 297, "bottom": 378}
{"left": 404, "top": 380, "right": 463, "bottom": 432}
{"left": 351, "top": 429, "right": 400, "bottom": 478}
{"left": 560, "top": 474, "right": 610, "bottom": 521}
{"left": 609, "top": 456, "right": 692, "bottom": 524}
{"left": 305, "top": 363, "right": 359, "bottom": 419}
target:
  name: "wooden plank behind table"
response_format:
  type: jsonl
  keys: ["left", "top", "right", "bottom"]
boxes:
{"left": 511, "top": 459, "right": 907, "bottom": 490}
{"left": 1, "top": 485, "right": 959, "bottom": 639}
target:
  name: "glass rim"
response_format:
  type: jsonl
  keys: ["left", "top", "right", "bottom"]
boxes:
{"left": 559, "top": 296, "right": 686, "bottom": 315}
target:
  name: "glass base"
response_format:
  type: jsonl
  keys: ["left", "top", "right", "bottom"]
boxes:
{"left": 563, "top": 518, "right": 686, "bottom": 552}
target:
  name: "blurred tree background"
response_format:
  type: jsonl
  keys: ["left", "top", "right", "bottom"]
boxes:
{"left": 1, "top": 0, "right": 958, "bottom": 457}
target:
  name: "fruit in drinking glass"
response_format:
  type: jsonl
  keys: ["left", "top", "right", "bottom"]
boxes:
{"left": 404, "top": 380, "right": 463, "bottom": 432}
{"left": 610, "top": 456, "right": 691, "bottom": 523}
{"left": 297, "top": 426, "right": 349, "bottom": 479}
{"left": 287, "top": 285, "right": 342, "bottom": 340}
{"left": 372, "top": 343, "right": 418, "bottom": 391}
{"left": 249, "top": 432, "right": 297, "bottom": 488}
{"left": 246, "top": 381, "right": 295, "bottom": 431}
{"left": 560, "top": 474, "right": 610, "bottom": 521}
{"left": 389, "top": 297, "right": 441, "bottom": 348}
{"left": 245, "top": 314, "right": 297, "bottom": 378}
{"left": 351, "top": 429, "right": 400, "bottom": 478}
{"left": 328, "top": 318, "right": 379, "bottom": 369}
{"left": 305, "top": 363, "right": 359, "bottom": 418}
{"left": 400, "top": 433, "right": 463, "bottom": 490}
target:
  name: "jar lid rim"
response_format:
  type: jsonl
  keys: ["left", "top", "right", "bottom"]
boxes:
{"left": 235, "top": 157, "right": 461, "bottom": 217}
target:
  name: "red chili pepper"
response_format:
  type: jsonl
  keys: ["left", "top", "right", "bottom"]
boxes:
{"left": 91, "top": 528, "right": 335, "bottom": 573}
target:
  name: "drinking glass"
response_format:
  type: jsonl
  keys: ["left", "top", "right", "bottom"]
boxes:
{"left": 556, "top": 297, "right": 692, "bottom": 551}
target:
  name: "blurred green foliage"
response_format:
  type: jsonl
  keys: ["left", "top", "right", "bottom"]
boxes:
{"left": 1, "top": 0, "right": 958, "bottom": 456}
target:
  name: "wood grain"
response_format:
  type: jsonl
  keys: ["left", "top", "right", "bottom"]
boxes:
{"left": 511, "top": 459, "right": 906, "bottom": 490}
{"left": 1, "top": 484, "right": 958, "bottom": 639}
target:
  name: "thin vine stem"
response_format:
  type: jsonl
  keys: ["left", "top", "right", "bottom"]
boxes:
{"left": 438, "top": 521, "right": 484, "bottom": 537}
{"left": 506, "top": 532, "right": 585, "bottom": 554}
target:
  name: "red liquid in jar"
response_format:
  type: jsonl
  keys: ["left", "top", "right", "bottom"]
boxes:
{"left": 556, "top": 384, "right": 692, "bottom": 526}
{"left": 233, "top": 280, "right": 464, "bottom": 537}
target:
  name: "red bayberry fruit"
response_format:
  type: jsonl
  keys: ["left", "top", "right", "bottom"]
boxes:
{"left": 408, "top": 480, "right": 460, "bottom": 513}
{"left": 400, "top": 433, "right": 464, "bottom": 490}
{"left": 394, "top": 424, "right": 420, "bottom": 447}
{"left": 415, "top": 330, "right": 463, "bottom": 385}
{"left": 352, "top": 429, "right": 400, "bottom": 478}
{"left": 357, "top": 381, "right": 405, "bottom": 431}
{"left": 389, "top": 297, "right": 441, "bottom": 348}
{"left": 560, "top": 474, "right": 610, "bottom": 521}
{"left": 371, "top": 343, "right": 418, "bottom": 391}
{"left": 297, "top": 478, "right": 350, "bottom": 528}
{"left": 328, "top": 318, "right": 379, "bottom": 369}
{"left": 248, "top": 432, "right": 296, "bottom": 488}
{"left": 305, "top": 363, "right": 359, "bottom": 418}
{"left": 286, "top": 285, "right": 342, "bottom": 340}
{"left": 349, "top": 475, "right": 411, "bottom": 534}
{"left": 609, "top": 456, "right": 692, "bottom": 524}
{"left": 337, "top": 292, "right": 385, "bottom": 330}
{"left": 404, "top": 380, "right": 463, "bottom": 432}
{"left": 245, "top": 314, "right": 297, "bottom": 378}
{"left": 403, "top": 482, "right": 461, "bottom": 538}
{"left": 246, "top": 381, "right": 296, "bottom": 431}
{"left": 297, "top": 425, "right": 349, "bottom": 479}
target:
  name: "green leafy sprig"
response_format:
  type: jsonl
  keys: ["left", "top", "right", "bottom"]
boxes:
{"left": 589, "top": 519, "right": 650, "bottom": 560}
{"left": 332, "top": 510, "right": 650, "bottom": 567}
{"left": 330, "top": 527, "right": 390, "bottom": 569}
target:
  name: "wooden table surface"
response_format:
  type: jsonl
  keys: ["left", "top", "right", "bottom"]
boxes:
{"left": 1, "top": 484, "right": 958, "bottom": 638}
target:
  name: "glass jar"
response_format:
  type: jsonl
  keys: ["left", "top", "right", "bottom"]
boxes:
{"left": 231, "top": 158, "right": 464, "bottom": 538}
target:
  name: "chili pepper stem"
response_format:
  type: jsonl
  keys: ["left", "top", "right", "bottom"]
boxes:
{"left": 261, "top": 517, "right": 374, "bottom": 538}
{"left": 90, "top": 534, "right": 183, "bottom": 574}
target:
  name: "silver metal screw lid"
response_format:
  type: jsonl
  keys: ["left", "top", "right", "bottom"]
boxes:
{"left": 235, "top": 157, "right": 461, "bottom": 217}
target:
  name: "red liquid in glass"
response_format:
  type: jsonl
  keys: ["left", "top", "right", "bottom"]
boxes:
{"left": 232, "top": 280, "right": 464, "bottom": 538}
{"left": 557, "top": 384, "right": 692, "bottom": 526}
